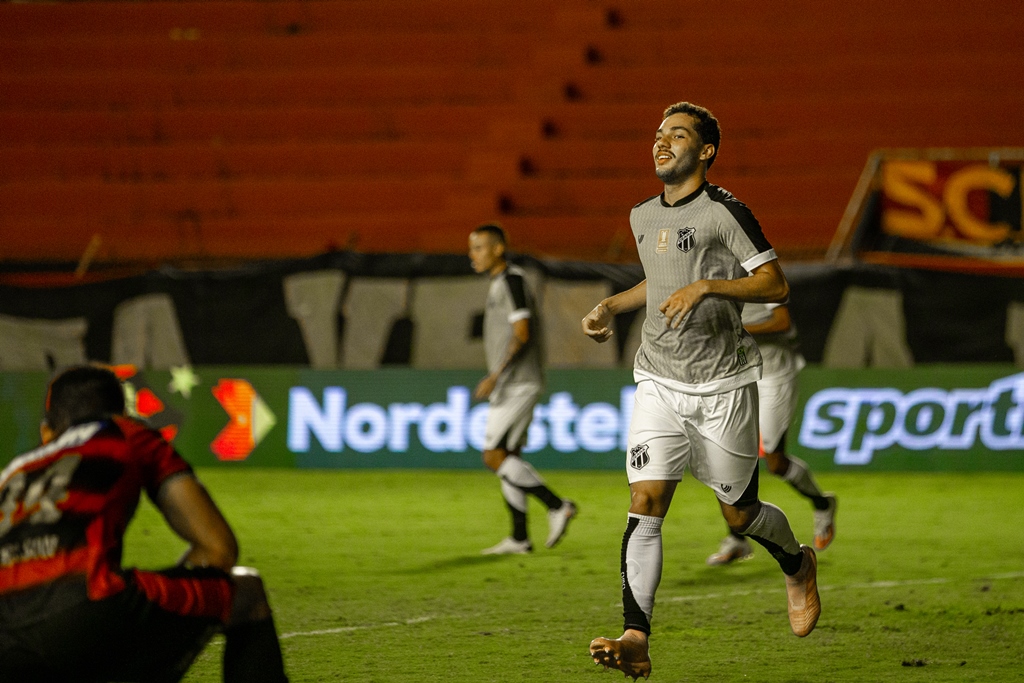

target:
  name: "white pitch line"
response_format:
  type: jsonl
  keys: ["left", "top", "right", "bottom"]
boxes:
{"left": 839, "top": 577, "right": 948, "bottom": 590}
{"left": 276, "top": 573, "right": 1023, "bottom": 641}
{"left": 661, "top": 572, "right": 1020, "bottom": 605}
{"left": 280, "top": 615, "right": 436, "bottom": 640}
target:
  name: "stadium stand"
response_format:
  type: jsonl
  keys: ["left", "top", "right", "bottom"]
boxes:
{"left": 1, "top": 0, "right": 1023, "bottom": 266}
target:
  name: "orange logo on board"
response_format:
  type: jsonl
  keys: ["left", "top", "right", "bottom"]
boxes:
{"left": 210, "top": 379, "right": 276, "bottom": 461}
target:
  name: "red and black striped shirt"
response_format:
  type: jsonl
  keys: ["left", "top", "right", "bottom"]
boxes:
{"left": 0, "top": 417, "right": 192, "bottom": 619}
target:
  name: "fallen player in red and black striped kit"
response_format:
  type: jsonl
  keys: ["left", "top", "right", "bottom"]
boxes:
{"left": 0, "top": 365, "right": 288, "bottom": 683}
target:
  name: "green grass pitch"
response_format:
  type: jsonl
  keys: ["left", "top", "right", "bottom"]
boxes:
{"left": 123, "top": 469, "right": 1024, "bottom": 682}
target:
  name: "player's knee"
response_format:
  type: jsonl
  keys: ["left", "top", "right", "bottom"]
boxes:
{"left": 764, "top": 452, "right": 789, "bottom": 477}
{"left": 482, "top": 449, "right": 507, "bottom": 471}
{"left": 722, "top": 501, "right": 760, "bottom": 533}
{"left": 628, "top": 486, "right": 671, "bottom": 517}
{"left": 229, "top": 566, "right": 272, "bottom": 624}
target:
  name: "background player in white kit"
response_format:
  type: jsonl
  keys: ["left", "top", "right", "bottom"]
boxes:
{"left": 469, "top": 223, "right": 576, "bottom": 555}
{"left": 582, "top": 103, "right": 821, "bottom": 679}
{"left": 707, "top": 302, "right": 838, "bottom": 566}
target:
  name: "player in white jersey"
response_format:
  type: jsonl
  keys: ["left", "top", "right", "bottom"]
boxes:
{"left": 582, "top": 103, "right": 821, "bottom": 679}
{"left": 469, "top": 224, "right": 576, "bottom": 555}
{"left": 707, "top": 302, "right": 838, "bottom": 566}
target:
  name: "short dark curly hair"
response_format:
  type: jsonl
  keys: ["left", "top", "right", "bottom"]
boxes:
{"left": 662, "top": 102, "right": 721, "bottom": 169}
{"left": 45, "top": 365, "right": 125, "bottom": 434}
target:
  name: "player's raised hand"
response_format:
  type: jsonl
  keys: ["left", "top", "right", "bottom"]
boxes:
{"left": 582, "top": 302, "right": 614, "bottom": 343}
{"left": 659, "top": 281, "right": 707, "bottom": 329}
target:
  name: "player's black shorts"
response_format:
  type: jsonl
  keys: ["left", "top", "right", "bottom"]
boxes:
{"left": 0, "top": 567, "right": 232, "bottom": 683}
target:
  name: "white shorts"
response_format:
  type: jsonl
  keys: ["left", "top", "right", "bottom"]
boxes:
{"left": 757, "top": 375, "right": 799, "bottom": 454}
{"left": 626, "top": 379, "right": 759, "bottom": 505}
{"left": 483, "top": 383, "right": 542, "bottom": 452}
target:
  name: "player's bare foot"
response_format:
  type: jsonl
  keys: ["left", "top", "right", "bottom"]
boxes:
{"left": 589, "top": 630, "right": 651, "bottom": 680}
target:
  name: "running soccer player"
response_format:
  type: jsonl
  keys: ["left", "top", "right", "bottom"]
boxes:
{"left": 707, "top": 302, "right": 838, "bottom": 566}
{"left": 469, "top": 223, "right": 576, "bottom": 555}
{"left": 582, "top": 103, "right": 820, "bottom": 679}
{"left": 0, "top": 365, "right": 288, "bottom": 683}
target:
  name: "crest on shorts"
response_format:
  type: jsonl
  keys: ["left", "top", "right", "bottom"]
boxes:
{"left": 629, "top": 443, "right": 650, "bottom": 471}
{"left": 677, "top": 227, "right": 696, "bottom": 252}
{"left": 720, "top": 483, "right": 732, "bottom": 493}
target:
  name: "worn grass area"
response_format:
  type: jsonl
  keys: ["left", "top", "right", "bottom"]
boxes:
{"left": 123, "top": 469, "right": 1024, "bottom": 682}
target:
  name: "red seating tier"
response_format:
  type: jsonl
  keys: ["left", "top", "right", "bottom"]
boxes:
{"left": 1, "top": 0, "right": 1021, "bottom": 263}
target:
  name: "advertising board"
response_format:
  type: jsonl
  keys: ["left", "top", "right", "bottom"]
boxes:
{"left": 1, "top": 366, "right": 1021, "bottom": 471}
{"left": 829, "top": 149, "right": 1024, "bottom": 275}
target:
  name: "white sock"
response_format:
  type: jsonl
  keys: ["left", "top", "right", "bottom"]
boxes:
{"left": 743, "top": 502, "right": 801, "bottom": 555}
{"left": 496, "top": 456, "right": 544, "bottom": 488}
{"left": 622, "top": 513, "right": 663, "bottom": 632}
{"left": 783, "top": 457, "right": 824, "bottom": 500}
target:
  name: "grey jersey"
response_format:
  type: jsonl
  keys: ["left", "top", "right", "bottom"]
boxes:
{"left": 483, "top": 264, "right": 544, "bottom": 391}
{"left": 631, "top": 182, "right": 777, "bottom": 395}
{"left": 742, "top": 302, "right": 806, "bottom": 384}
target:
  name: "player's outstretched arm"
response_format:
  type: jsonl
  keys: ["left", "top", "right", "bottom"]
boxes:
{"left": 157, "top": 473, "right": 239, "bottom": 571}
{"left": 582, "top": 280, "right": 647, "bottom": 343}
{"left": 660, "top": 260, "right": 789, "bottom": 329}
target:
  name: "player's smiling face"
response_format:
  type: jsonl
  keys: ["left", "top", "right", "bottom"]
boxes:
{"left": 468, "top": 231, "right": 504, "bottom": 275}
{"left": 653, "top": 113, "right": 712, "bottom": 185}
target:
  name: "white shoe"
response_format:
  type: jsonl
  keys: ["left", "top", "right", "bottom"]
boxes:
{"left": 813, "top": 494, "right": 838, "bottom": 550}
{"left": 545, "top": 500, "right": 577, "bottom": 548}
{"left": 481, "top": 537, "right": 533, "bottom": 555}
{"left": 706, "top": 534, "right": 754, "bottom": 566}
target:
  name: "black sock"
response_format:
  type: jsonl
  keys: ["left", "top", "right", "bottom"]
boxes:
{"left": 507, "top": 503, "right": 528, "bottom": 542}
{"left": 811, "top": 496, "right": 830, "bottom": 511}
{"left": 523, "top": 485, "right": 562, "bottom": 510}
{"left": 747, "top": 534, "right": 804, "bottom": 575}
{"left": 224, "top": 616, "right": 288, "bottom": 683}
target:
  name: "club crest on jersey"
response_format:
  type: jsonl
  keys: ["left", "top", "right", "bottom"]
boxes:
{"left": 629, "top": 443, "right": 650, "bottom": 470}
{"left": 677, "top": 227, "right": 696, "bottom": 252}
